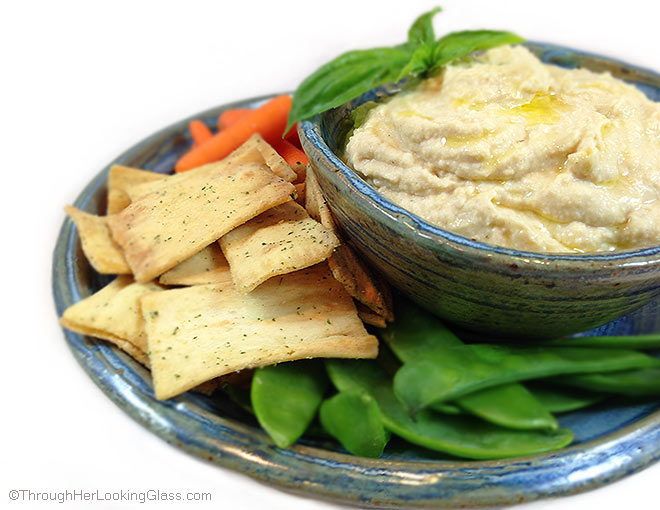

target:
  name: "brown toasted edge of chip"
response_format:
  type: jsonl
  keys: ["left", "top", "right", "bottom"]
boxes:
{"left": 356, "top": 301, "right": 388, "bottom": 328}
{"left": 305, "top": 167, "right": 394, "bottom": 322}
{"left": 59, "top": 317, "right": 150, "bottom": 366}
{"left": 291, "top": 162, "right": 307, "bottom": 184}
{"left": 294, "top": 182, "right": 306, "bottom": 206}
{"left": 220, "top": 370, "right": 254, "bottom": 388}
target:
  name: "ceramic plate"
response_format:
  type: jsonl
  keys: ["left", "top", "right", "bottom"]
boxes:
{"left": 53, "top": 45, "right": 660, "bottom": 508}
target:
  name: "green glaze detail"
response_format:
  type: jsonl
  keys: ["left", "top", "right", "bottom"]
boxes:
{"left": 550, "top": 367, "right": 660, "bottom": 397}
{"left": 526, "top": 383, "right": 605, "bottom": 413}
{"left": 320, "top": 391, "right": 389, "bottom": 458}
{"left": 252, "top": 361, "right": 328, "bottom": 448}
{"left": 394, "top": 345, "right": 660, "bottom": 412}
{"left": 326, "top": 360, "right": 573, "bottom": 460}
{"left": 381, "top": 300, "right": 557, "bottom": 429}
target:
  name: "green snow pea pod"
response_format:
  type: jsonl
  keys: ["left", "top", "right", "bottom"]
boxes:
{"left": 539, "top": 334, "right": 660, "bottom": 350}
{"left": 455, "top": 383, "right": 558, "bottom": 429}
{"left": 548, "top": 366, "right": 660, "bottom": 397}
{"left": 381, "top": 300, "right": 557, "bottom": 430}
{"left": 319, "top": 391, "right": 390, "bottom": 458}
{"left": 325, "top": 359, "right": 574, "bottom": 460}
{"left": 526, "top": 383, "right": 605, "bottom": 413}
{"left": 394, "top": 344, "right": 660, "bottom": 412}
{"left": 430, "top": 402, "right": 464, "bottom": 415}
{"left": 252, "top": 360, "right": 328, "bottom": 448}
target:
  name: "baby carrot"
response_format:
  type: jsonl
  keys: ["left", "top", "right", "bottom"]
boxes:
{"left": 272, "top": 137, "right": 308, "bottom": 167}
{"left": 217, "top": 109, "right": 251, "bottom": 131}
{"left": 284, "top": 122, "right": 301, "bottom": 148}
{"left": 218, "top": 108, "right": 300, "bottom": 147}
{"left": 175, "top": 95, "right": 292, "bottom": 172}
{"left": 189, "top": 120, "right": 213, "bottom": 147}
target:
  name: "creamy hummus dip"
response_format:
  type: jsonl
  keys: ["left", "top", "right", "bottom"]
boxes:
{"left": 345, "top": 46, "right": 660, "bottom": 253}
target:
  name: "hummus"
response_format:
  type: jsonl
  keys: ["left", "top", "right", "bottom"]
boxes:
{"left": 345, "top": 46, "right": 660, "bottom": 253}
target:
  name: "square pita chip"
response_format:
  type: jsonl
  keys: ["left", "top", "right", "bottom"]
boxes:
{"left": 305, "top": 168, "right": 393, "bottom": 322}
{"left": 59, "top": 276, "right": 163, "bottom": 365}
{"left": 65, "top": 205, "right": 131, "bottom": 274}
{"left": 159, "top": 244, "right": 232, "bottom": 286}
{"left": 141, "top": 263, "right": 378, "bottom": 400}
{"left": 106, "top": 146, "right": 296, "bottom": 283}
{"left": 219, "top": 201, "right": 339, "bottom": 293}
{"left": 125, "top": 135, "right": 296, "bottom": 203}
{"left": 107, "top": 165, "right": 167, "bottom": 214}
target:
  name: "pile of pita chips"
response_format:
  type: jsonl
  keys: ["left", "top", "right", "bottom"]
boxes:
{"left": 107, "top": 146, "right": 296, "bottom": 282}
{"left": 61, "top": 130, "right": 392, "bottom": 402}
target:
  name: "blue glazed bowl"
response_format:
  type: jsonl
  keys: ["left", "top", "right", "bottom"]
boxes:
{"left": 300, "top": 42, "right": 660, "bottom": 339}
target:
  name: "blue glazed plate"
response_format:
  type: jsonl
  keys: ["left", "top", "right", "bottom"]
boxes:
{"left": 53, "top": 46, "right": 660, "bottom": 508}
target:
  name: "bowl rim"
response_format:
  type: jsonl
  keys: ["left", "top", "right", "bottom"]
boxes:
{"left": 300, "top": 41, "right": 660, "bottom": 268}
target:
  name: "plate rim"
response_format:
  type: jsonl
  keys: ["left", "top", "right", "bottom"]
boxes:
{"left": 53, "top": 75, "right": 660, "bottom": 509}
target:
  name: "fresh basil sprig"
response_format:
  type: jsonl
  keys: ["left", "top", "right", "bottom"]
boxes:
{"left": 286, "top": 7, "right": 524, "bottom": 132}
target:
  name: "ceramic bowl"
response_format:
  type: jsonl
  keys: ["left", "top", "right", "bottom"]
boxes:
{"left": 300, "top": 42, "right": 660, "bottom": 339}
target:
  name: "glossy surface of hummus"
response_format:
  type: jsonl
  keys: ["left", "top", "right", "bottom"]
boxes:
{"left": 345, "top": 46, "right": 660, "bottom": 253}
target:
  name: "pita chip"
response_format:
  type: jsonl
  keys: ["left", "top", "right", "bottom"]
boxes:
{"left": 141, "top": 263, "right": 378, "bottom": 400}
{"left": 107, "top": 165, "right": 167, "bottom": 214}
{"left": 219, "top": 201, "right": 339, "bottom": 293}
{"left": 159, "top": 244, "right": 232, "bottom": 286}
{"left": 65, "top": 205, "right": 131, "bottom": 274}
{"left": 59, "top": 276, "right": 163, "bottom": 365}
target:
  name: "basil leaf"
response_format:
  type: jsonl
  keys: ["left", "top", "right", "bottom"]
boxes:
{"left": 287, "top": 7, "right": 525, "bottom": 130}
{"left": 396, "top": 44, "right": 434, "bottom": 81}
{"left": 407, "top": 6, "right": 442, "bottom": 48}
{"left": 431, "top": 30, "right": 525, "bottom": 71}
{"left": 286, "top": 46, "right": 412, "bottom": 132}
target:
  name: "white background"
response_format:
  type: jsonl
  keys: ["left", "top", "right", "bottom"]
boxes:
{"left": 3, "top": 0, "right": 660, "bottom": 508}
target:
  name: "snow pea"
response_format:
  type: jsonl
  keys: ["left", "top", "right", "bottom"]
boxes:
{"left": 394, "top": 344, "right": 660, "bottom": 412}
{"left": 252, "top": 360, "right": 328, "bottom": 448}
{"left": 456, "top": 383, "right": 558, "bottom": 429}
{"left": 381, "top": 300, "right": 558, "bottom": 430}
{"left": 319, "top": 390, "right": 389, "bottom": 458}
{"left": 431, "top": 402, "right": 464, "bottom": 415}
{"left": 549, "top": 367, "right": 660, "bottom": 397}
{"left": 526, "top": 383, "right": 605, "bottom": 413}
{"left": 539, "top": 334, "right": 660, "bottom": 350}
{"left": 325, "top": 359, "right": 574, "bottom": 460}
